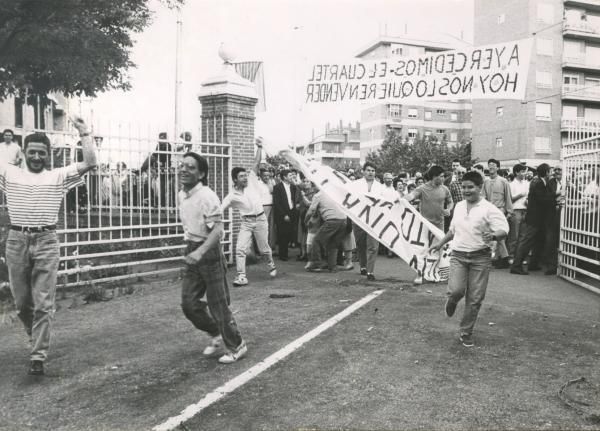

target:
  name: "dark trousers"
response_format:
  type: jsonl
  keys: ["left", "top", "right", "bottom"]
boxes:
{"left": 513, "top": 218, "right": 556, "bottom": 269}
{"left": 276, "top": 213, "right": 296, "bottom": 259}
{"left": 311, "top": 219, "right": 347, "bottom": 270}
{"left": 181, "top": 241, "right": 242, "bottom": 351}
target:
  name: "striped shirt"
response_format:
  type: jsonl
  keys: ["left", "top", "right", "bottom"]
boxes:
{"left": 0, "top": 164, "right": 84, "bottom": 225}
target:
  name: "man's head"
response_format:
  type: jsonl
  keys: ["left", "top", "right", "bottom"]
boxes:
{"left": 362, "top": 162, "right": 377, "bottom": 181}
{"left": 394, "top": 178, "right": 406, "bottom": 192}
{"left": 23, "top": 133, "right": 51, "bottom": 173}
{"left": 181, "top": 152, "right": 209, "bottom": 188}
{"left": 525, "top": 170, "right": 534, "bottom": 181}
{"left": 487, "top": 158, "right": 500, "bottom": 177}
{"left": 473, "top": 164, "right": 485, "bottom": 175}
{"left": 279, "top": 169, "right": 293, "bottom": 184}
{"left": 383, "top": 172, "right": 394, "bottom": 186}
{"left": 407, "top": 183, "right": 417, "bottom": 193}
{"left": 3, "top": 129, "right": 14, "bottom": 144}
{"left": 451, "top": 159, "right": 461, "bottom": 173}
{"left": 462, "top": 171, "right": 484, "bottom": 203}
{"left": 427, "top": 165, "right": 445, "bottom": 186}
{"left": 553, "top": 166, "right": 563, "bottom": 181}
{"left": 537, "top": 163, "right": 551, "bottom": 179}
{"left": 415, "top": 177, "right": 425, "bottom": 186}
{"left": 513, "top": 164, "right": 527, "bottom": 180}
{"left": 456, "top": 166, "right": 466, "bottom": 181}
{"left": 231, "top": 167, "right": 248, "bottom": 188}
{"left": 259, "top": 168, "right": 271, "bottom": 184}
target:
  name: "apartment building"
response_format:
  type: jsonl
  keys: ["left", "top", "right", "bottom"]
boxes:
{"left": 296, "top": 121, "right": 361, "bottom": 169}
{"left": 356, "top": 36, "right": 473, "bottom": 162}
{"left": 473, "top": 0, "right": 600, "bottom": 166}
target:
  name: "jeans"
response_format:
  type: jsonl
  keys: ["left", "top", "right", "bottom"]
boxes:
{"left": 6, "top": 230, "right": 60, "bottom": 362}
{"left": 235, "top": 214, "right": 274, "bottom": 276}
{"left": 311, "top": 219, "right": 347, "bottom": 270}
{"left": 353, "top": 224, "right": 379, "bottom": 273}
{"left": 507, "top": 209, "right": 526, "bottom": 258}
{"left": 447, "top": 248, "right": 492, "bottom": 336}
{"left": 181, "top": 241, "right": 243, "bottom": 351}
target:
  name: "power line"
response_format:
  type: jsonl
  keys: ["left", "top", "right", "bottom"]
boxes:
{"left": 522, "top": 83, "right": 600, "bottom": 104}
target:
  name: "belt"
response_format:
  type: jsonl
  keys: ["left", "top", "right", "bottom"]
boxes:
{"left": 451, "top": 247, "right": 491, "bottom": 257}
{"left": 242, "top": 212, "right": 265, "bottom": 218}
{"left": 11, "top": 225, "right": 56, "bottom": 233}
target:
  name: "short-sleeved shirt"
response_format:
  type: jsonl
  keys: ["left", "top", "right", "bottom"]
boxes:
{"left": 178, "top": 182, "right": 222, "bottom": 242}
{"left": 483, "top": 176, "right": 513, "bottom": 215}
{"left": 221, "top": 171, "right": 265, "bottom": 216}
{"left": 0, "top": 164, "right": 83, "bottom": 225}
{"left": 0, "top": 142, "right": 23, "bottom": 166}
{"left": 450, "top": 198, "right": 509, "bottom": 252}
{"left": 308, "top": 191, "right": 346, "bottom": 221}
{"left": 510, "top": 178, "right": 529, "bottom": 210}
{"left": 412, "top": 182, "right": 453, "bottom": 227}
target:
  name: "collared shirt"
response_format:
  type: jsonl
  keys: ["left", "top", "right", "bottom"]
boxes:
{"left": 257, "top": 179, "right": 273, "bottom": 206}
{"left": 0, "top": 142, "right": 23, "bottom": 166}
{"left": 450, "top": 198, "right": 509, "bottom": 252}
{"left": 282, "top": 181, "right": 294, "bottom": 209}
{"left": 510, "top": 178, "right": 529, "bottom": 210}
{"left": 0, "top": 163, "right": 83, "bottom": 225}
{"left": 353, "top": 177, "right": 385, "bottom": 196}
{"left": 178, "top": 182, "right": 222, "bottom": 242}
{"left": 221, "top": 171, "right": 264, "bottom": 216}
{"left": 483, "top": 175, "right": 513, "bottom": 215}
{"left": 307, "top": 191, "right": 346, "bottom": 221}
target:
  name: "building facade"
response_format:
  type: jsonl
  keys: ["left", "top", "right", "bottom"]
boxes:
{"left": 356, "top": 36, "right": 473, "bottom": 162}
{"left": 296, "top": 121, "right": 361, "bottom": 169}
{"left": 473, "top": 0, "right": 600, "bottom": 167}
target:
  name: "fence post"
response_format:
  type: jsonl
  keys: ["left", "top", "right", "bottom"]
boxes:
{"left": 198, "top": 51, "right": 258, "bottom": 262}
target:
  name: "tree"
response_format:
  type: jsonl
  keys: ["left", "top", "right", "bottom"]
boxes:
{"left": 0, "top": 0, "right": 182, "bottom": 101}
{"left": 366, "top": 130, "right": 473, "bottom": 175}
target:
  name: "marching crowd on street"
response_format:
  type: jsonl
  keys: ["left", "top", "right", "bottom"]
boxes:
{"left": 0, "top": 126, "right": 599, "bottom": 375}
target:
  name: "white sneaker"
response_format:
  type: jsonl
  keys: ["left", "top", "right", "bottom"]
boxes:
{"left": 218, "top": 340, "right": 248, "bottom": 364}
{"left": 233, "top": 275, "right": 248, "bottom": 286}
{"left": 413, "top": 275, "right": 423, "bottom": 285}
{"left": 202, "top": 335, "right": 223, "bottom": 356}
{"left": 268, "top": 265, "right": 277, "bottom": 278}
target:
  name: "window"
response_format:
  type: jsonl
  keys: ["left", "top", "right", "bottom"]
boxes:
{"left": 391, "top": 47, "right": 403, "bottom": 56}
{"left": 537, "top": 3, "right": 554, "bottom": 24}
{"left": 584, "top": 106, "right": 600, "bottom": 121}
{"left": 450, "top": 133, "right": 458, "bottom": 142}
{"left": 497, "top": 13, "right": 505, "bottom": 24}
{"left": 496, "top": 106, "right": 504, "bottom": 117}
{"left": 436, "top": 109, "right": 446, "bottom": 115}
{"left": 388, "top": 104, "right": 401, "bottom": 118}
{"left": 564, "top": 74, "right": 579, "bottom": 86}
{"left": 407, "top": 129, "right": 418, "bottom": 138}
{"left": 408, "top": 108, "right": 418, "bottom": 118}
{"left": 436, "top": 129, "right": 446, "bottom": 135}
{"left": 536, "top": 102, "right": 552, "bottom": 121}
{"left": 496, "top": 137, "right": 503, "bottom": 148}
{"left": 450, "top": 112, "right": 458, "bottom": 121}
{"left": 537, "top": 38, "right": 553, "bottom": 56}
{"left": 536, "top": 71, "right": 553, "bottom": 88}
{"left": 424, "top": 130, "right": 432, "bottom": 137}
{"left": 14, "top": 97, "right": 23, "bottom": 128}
{"left": 425, "top": 111, "right": 432, "bottom": 120}
{"left": 534, "top": 136, "right": 551, "bottom": 154}
{"left": 564, "top": 40, "right": 582, "bottom": 60}
{"left": 562, "top": 105, "right": 578, "bottom": 119}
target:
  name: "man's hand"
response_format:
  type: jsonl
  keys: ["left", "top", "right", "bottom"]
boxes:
{"left": 442, "top": 209, "right": 451, "bottom": 217}
{"left": 184, "top": 248, "right": 204, "bottom": 265}
{"left": 482, "top": 231, "right": 495, "bottom": 242}
{"left": 428, "top": 242, "right": 442, "bottom": 254}
{"left": 283, "top": 215, "right": 290, "bottom": 222}
{"left": 70, "top": 115, "right": 90, "bottom": 135}
{"left": 255, "top": 137, "right": 263, "bottom": 148}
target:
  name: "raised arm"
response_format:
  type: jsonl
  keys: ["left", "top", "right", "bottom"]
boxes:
{"left": 254, "top": 137, "right": 263, "bottom": 175}
{"left": 71, "top": 116, "right": 97, "bottom": 175}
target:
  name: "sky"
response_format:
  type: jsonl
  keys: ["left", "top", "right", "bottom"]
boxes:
{"left": 89, "top": 0, "right": 474, "bottom": 150}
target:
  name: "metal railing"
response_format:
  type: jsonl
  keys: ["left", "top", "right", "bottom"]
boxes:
{"left": 1, "top": 118, "right": 231, "bottom": 288}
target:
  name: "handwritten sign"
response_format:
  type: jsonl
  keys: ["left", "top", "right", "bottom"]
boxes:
{"left": 304, "top": 39, "right": 532, "bottom": 104}
{"left": 280, "top": 150, "right": 450, "bottom": 282}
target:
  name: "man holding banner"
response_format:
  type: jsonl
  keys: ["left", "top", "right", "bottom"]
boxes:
{"left": 429, "top": 171, "right": 508, "bottom": 347}
{"left": 353, "top": 162, "right": 384, "bottom": 280}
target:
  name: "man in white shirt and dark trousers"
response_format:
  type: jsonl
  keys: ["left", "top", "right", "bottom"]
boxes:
{"left": 429, "top": 171, "right": 509, "bottom": 347}
{"left": 221, "top": 138, "right": 276, "bottom": 287}
{"left": 353, "top": 162, "right": 385, "bottom": 280}
{"left": 508, "top": 164, "right": 529, "bottom": 262}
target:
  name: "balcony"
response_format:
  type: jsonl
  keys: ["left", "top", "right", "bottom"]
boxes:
{"left": 560, "top": 117, "right": 600, "bottom": 132}
{"left": 564, "top": 19, "right": 600, "bottom": 42}
{"left": 562, "top": 83, "right": 600, "bottom": 101}
{"left": 562, "top": 54, "right": 600, "bottom": 72}
{"left": 564, "top": 0, "right": 600, "bottom": 13}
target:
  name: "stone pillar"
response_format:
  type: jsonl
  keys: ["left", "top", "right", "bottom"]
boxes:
{"left": 198, "top": 48, "right": 258, "bottom": 261}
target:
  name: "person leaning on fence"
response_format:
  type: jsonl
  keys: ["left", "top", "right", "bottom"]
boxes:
{"left": 0, "top": 129, "right": 23, "bottom": 167}
{"left": 221, "top": 138, "right": 277, "bottom": 287}
{"left": 178, "top": 152, "right": 247, "bottom": 364}
{"left": 429, "top": 171, "right": 509, "bottom": 348}
{"left": 0, "top": 117, "right": 97, "bottom": 376}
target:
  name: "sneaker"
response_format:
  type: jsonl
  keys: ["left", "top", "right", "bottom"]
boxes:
{"left": 218, "top": 340, "right": 248, "bottom": 364}
{"left": 459, "top": 333, "right": 474, "bottom": 347}
{"left": 366, "top": 273, "right": 375, "bottom": 281}
{"left": 360, "top": 268, "right": 367, "bottom": 276}
{"left": 233, "top": 275, "right": 248, "bottom": 286}
{"left": 413, "top": 276, "right": 423, "bottom": 285}
{"left": 268, "top": 265, "right": 277, "bottom": 278}
{"left": 445, "top": 297, "right": 457, "bottom": 317}
{"left": 28, "top": 360, "right": 44, "bottom": 376}
{"left": 202, "top": 336, "right": 223, "bottom": 356}
{"left": 304, "top": 262, "right": 321, "bottom": 272}
{"left": 341, "top": 263, "right": 354, "bottom": 271}
{"left": 510, "top": 266, "right": 529, "bottom": 275}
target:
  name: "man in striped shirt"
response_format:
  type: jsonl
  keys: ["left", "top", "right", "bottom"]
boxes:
{"left": 0, "top": 117, "right": 97, "bottom": 376}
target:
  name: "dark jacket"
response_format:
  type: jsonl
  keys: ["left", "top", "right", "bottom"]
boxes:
{"left": 272, "top": 182, "right": 298, "bottom": 220}
{"left": 525, "top": 177, "right": 556, "bottom": 226}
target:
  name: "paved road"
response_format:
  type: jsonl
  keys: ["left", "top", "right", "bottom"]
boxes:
{"left": 0, "top": 257, "right": 598, "bottom": 430}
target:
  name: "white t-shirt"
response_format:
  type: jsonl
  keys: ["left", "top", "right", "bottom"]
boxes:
{"left": 0, "top": 142, "right": 23, "bottom": 166}
{"left": 510, "top": 178, "right": 529, "bottom": 210}
{"left": 450, "top": 198, "right": 509, "bottom": 252}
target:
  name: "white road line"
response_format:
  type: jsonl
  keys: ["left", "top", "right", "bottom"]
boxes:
{"left": 153, "top": 289, "right": 385, "bottom": 431}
